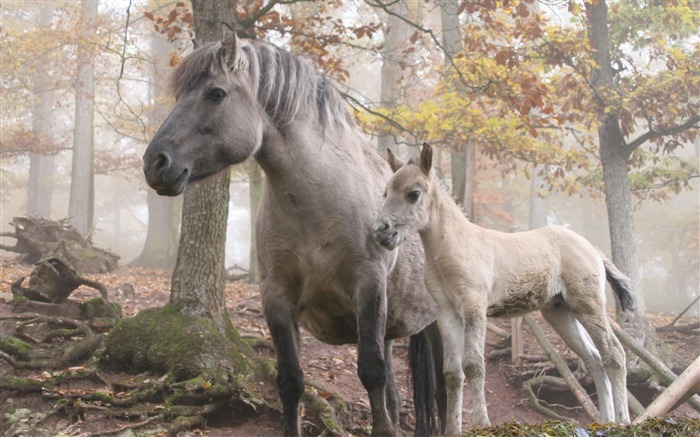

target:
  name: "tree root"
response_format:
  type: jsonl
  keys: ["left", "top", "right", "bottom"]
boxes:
{"left": 523, "top": 375, "right": 577, "bottom": 421}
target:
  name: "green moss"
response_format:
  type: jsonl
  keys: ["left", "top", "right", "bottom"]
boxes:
{"left": 82, "top": 297, "right": 121, "bottom": 320}
{"left": 0, "top": 335, "right": 31, "bottom": 360}
{"left": 0, "top": 376, "right": 44, "bottom": 392}
{"left": 461, "top": 417, "right": 700, "bottom": 437}
{"left": 98, "top": 304, "right": 250, "bottom": 382}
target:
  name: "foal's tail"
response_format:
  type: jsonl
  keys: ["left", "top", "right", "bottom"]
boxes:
{"left": 600, "top": 253, "right": 636, "bottom": 313}
{"left": 409, "top": 331, "right": 438, "bottom": 437}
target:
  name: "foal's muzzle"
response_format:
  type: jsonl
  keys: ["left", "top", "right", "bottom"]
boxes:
{"left": 373, "top": 218, "right": 401, "bottom": 250}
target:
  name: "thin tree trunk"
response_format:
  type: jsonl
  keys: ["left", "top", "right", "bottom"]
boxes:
{"left": 132, "top": 19, "right": 181, "bottom": 269}
{"left": 438, "top": 0, "right": 475, "bottom": 217}
{"left": 377, "top": 0, "right": 411, "bottom": 156}
{"left": 248, "top": 161, "right": 262, "bottom": 283}
{"left": 68, "top": 0, "right": 97, "bottom": 235}
{"left": 27, "top": 3, "right": 55, "bottom": 218}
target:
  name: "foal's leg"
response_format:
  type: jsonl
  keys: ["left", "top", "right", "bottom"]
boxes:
{"left": 540, "top": 307, "right": 614, "bottom": 421}
{"left": 436, "top": 304, "right": 466, "bottom": 436}
{"left": 384, "top": 340, "right": 400, "bottom": 424}
{"left": 574, "top": 309, "right": 629, "bottom": 423}
{"left": 356, "top": 276, "right": 395, "bottom": 437}
{"left": 262, "top": 282, "right": 304, "bottom": 437}
{"left": 460, "top": 307, "right": 489, "bottom": 428}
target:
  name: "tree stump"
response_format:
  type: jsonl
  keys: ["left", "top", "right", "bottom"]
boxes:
{"left": 0, "top": 216, "right": 119, "bottom": 273}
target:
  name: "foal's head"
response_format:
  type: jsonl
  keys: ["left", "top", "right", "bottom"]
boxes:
{"left": 373, "top": 143, "right": 435, "bottom": 250}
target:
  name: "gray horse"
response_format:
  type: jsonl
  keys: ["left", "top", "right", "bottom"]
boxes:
{"left": 143, "top": 32, "right": 444, "bottom": 437}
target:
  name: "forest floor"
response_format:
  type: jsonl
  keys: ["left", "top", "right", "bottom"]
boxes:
{"left": 1, "top": 256, "right": 699, "bottom": 436}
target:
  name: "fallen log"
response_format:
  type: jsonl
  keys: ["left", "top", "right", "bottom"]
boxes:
{"left": 633, "top": 355, "right": 700, "bottom": 423}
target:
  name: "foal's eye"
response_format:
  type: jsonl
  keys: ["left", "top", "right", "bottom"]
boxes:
{"left": 207, "top": 88, "right": 227, "bottom": 102}
{"left": 383, "top": 190, "right": 387, "bottom": 198}
{"left": 407, "top": 190, "right": 421, "bottom": 202}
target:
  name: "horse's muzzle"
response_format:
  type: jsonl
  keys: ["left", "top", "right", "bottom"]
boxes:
{"left": 143, "top": 150, "right": 191, "bottom": 196}
{"left": 373, "top": 218, "right": 400, "bottom": 250}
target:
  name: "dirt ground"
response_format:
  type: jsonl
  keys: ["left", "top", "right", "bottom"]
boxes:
{"left": 1, "top": 257, "right": 699, "bottom": 436}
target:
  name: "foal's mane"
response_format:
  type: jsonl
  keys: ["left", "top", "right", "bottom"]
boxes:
{"left": 171, "top": 39, "right": 353, "bottom": 129}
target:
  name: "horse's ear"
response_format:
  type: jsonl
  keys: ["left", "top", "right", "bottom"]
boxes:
{"left": 192, "top": 38, "right": 201, "bottom": 50}
{"left": 221, "top": 22, "right": 239, "bottom": 69}
{"left": 386, "top": 149, "right": 404, "bottom": 173}
{"left": 419, "top": 143, "right": 433, "bottom": 176}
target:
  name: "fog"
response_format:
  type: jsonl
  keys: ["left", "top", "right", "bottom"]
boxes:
{"left": 1, "top": 0, "right": 698, "bottom": 317}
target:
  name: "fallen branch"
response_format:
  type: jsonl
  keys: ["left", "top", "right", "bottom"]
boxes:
{"left": 658, "top": 295, "right": 700, "bottom": 330}
{"left": 522, "top": 375, "right": 576, "bottom": 421}
{"left": 610, "top": 319, "right": 700, "bottom": 413}
{"left": 523, "top": 315, "right": 599, "bottom": 422}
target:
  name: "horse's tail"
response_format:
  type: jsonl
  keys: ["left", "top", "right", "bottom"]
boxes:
{"left": 409, "top": 330, "right": 438, "bottom": 437}
{"left": 600, "top": 253, "right": 635, "bottom": 313}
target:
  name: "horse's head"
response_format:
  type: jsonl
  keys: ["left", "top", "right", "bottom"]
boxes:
{"left": 143, "top": 32, "right": 263, "bottom": 196}
{"left": 373, "top": 143, "right": 434, "bottom": 250}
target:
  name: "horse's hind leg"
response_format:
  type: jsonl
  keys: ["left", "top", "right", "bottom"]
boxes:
{"left": 424, "top": 320, "right": 447, "bottom": 433}
{"left": 574, "top": 309, "right": 629, "bottom": 423}
{"left": 541, "top": 307, "right": 615, "bottom": 421}
{"left": 262, "top": 283, "right": 304, "bottom": 437}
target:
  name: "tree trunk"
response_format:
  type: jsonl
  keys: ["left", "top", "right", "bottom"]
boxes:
{"left": 529, "top": 165, "right": 548, "bottom": 230}
{"left": 131, "top": 26, "right": 181, "bottom": 269}
{"left": 247, "top": 161, "right": 262, "bottom": 283}
{"left": 168, "top": 0, "right": 237, "bottom": 335}
{"left": 438, "top": 0, "right": 476, "bottom": 217}
{"left": 27, "top": 3, "right": 55, "bottom": 218}
{"left": 586, "top": 0, "right": 658, "bottom": 349}
{"left": 68, "top": 0, "right": 97, "bottom": 235}
{"left": 131, "top": 190, "right": 181, "bottom": 269}
{"left": 377, "top": 0, "right": 411, "bottom": 156}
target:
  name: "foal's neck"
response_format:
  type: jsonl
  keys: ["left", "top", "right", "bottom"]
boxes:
{"left": 419, "top": 179, "right": 476, "bottom": 252}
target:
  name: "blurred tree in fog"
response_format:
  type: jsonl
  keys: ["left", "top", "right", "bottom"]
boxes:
{"left": 68, "top": 0, "right": 98, "bottom": 235}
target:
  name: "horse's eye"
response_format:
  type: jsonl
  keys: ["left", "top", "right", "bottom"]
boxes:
{"left": 383, "top": 190, "right": 387, "bottom": 198}
{"left": 207, "top": 88, "right": 227, "bottom": 102}
{"left": 407, "top": 190, "right": 421, "bottom": 202}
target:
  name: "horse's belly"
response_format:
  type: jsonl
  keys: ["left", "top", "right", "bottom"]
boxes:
{"left": 487, "top": 281, "right": 558, "bottom": 318}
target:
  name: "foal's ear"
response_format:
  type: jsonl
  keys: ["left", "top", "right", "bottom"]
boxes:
{"left": 192, "top": 38, "right": 201, "bottom": 50}
{"left": 386, "top": 149, "right": 404, "bottom": 173}
{"left": 221, "top": 22, "right": 240, "bottom": 70}
{"left": 419, "top": 143, "right": 433, "bottom": 176}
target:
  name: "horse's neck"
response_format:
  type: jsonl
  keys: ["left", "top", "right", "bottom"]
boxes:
{"left": 420, "top": 184, "right": 476, "bottom": 254}
{"left": 255, "top": 119, "right": 378, "bottom": 206}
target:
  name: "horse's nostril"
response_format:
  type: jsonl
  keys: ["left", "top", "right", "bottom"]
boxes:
{"left": 153, "top": 151, "right": 171, "bottom": 173}
{"left": 373, "top": 220, "right": 390, "bottom": 233}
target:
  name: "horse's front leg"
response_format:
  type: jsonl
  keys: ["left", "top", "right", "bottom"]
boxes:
{"left": 356, "top": 276, "right": 395, "bottom": 437}
{"left": 461, "top": 306, "right": 489, "bottom": 427}
{"left": 261, "top": 280, "right": 304, "bottom": 437}
{"left": 436, "top": 303, "right": 466, "bottom": 436}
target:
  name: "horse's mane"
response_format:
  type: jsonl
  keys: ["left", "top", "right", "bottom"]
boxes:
{"left": 170, "top": 40, "right": 353, "bottom": 129}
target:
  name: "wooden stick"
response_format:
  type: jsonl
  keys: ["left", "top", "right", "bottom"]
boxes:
{"left": 633, "top": 355, "right": 700, "bottom": 423}
{"left": 660, "top": 295, "right": 700, "bottom": 330}
{"left": 610, "top": 319, "right": 700, "bottom": 413}
{"left": 523, "top": 315, "right": 599, "bottom": 422}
